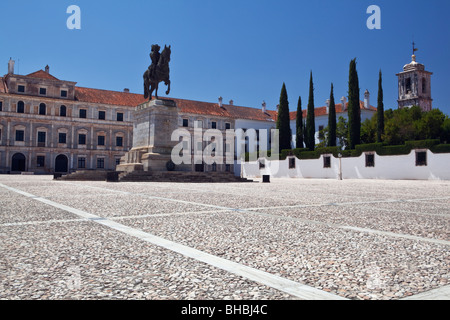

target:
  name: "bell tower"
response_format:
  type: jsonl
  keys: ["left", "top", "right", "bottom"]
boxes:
{"left": 396, "top": 42, "right": 433, "bottom": 111}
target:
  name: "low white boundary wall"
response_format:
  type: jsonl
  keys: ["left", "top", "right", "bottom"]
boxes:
{"left": 242, "top": 150, "right": 450, "bottom": 180}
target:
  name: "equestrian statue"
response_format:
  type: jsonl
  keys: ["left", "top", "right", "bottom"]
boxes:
{"left": 144, "top": 44, "right": 171, "bottom": 100}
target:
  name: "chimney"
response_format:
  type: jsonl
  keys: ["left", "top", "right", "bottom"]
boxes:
{"left": 8, "top": 58, "right": 15, "bottom": 74}
{"left": 229, "top": 99, "right": 234, "bottom": 105}
{"left": 341, "top": 96, "right": 347, "bottom": 112}
{"left": 276, "top": 104, "right": 279, "bottom": 112}
{"left": 364, "top": 89, "right": 370, "bottom": 109}
{"left": 45, "top": 65, "right": 50, "bottom": 73}
{"left": 326, "top": 99, "right": 330, "bottom": 114}
{"left": 218, "top": 96, "right": 223, "bottom": 108}
{"left": 262, "top": 101, "right": 267, "bottom": 113}
{"left": 123, "top": 88, "right": 130, "bottom": 93}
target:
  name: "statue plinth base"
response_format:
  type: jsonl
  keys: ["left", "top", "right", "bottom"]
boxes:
{"left": 116, "top": 99, "right": 179, "bottom": 173}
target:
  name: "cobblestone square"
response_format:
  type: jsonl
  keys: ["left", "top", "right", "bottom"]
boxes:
{"left": 0, "top": 175, "right": 449, "bottom": 300}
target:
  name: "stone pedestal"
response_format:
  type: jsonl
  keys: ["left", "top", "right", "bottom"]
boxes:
{"left": 117, "top": 99, "right": 178, "bottom": 173}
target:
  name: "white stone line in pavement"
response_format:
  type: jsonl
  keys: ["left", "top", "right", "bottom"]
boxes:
{"left": 59, "top": 182, "right": 450, "bottom": 246}
{"left": 353, "top": 206, "right": 450, "bottom": 218}
{"left": 110, "top": 209, "right": 230, "bottom": 221}
{"left": 236, "top": 209, "right": 450, "bottom": 247}
{"left": 401, "top": 285, "right": 450, "bottom": 300}
{"left": 0, "top": 182, "right": 346, "bottom": 300}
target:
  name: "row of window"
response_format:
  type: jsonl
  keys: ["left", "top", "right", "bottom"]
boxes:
{"left": 11, "top": 130, "right": 124, "bottom": 147}
{"left": 182, "top": 119, "right": 231, "bottom": 130}
{"left": 34, "top": 155, "right": 121, "bottom": 169}
{"left": 10, "top": 101, "right": 125, "bottom": 121}
{"left": 17, "top": 85, "right": 68, "bottom": 98}
{"left": 280, "top": 152, "right": 428, "bottom": 169}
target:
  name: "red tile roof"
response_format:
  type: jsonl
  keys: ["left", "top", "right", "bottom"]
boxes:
{"left": 73, "top": 87, "right": 278, "bottom": 121}
{"left": 26, "top": 70, "right": 60, "bottom": 81}
{"left": 75, "top": 87, "right": 147, "bottom": 107}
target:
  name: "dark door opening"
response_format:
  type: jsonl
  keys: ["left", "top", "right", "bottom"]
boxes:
{"left": 55, "top": 154, "right": 69, "bottom": 173}
{"left": 11, "top": 153, "right": 26, "bottom": 172}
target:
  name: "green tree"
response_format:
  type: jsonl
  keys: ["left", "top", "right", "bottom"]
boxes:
{"left": 276, "top": 83, "right": 292, "bottom": 152}
{"left": 442, "top": 117, "right": 450, "bottom": 144}
{"left": 305, "top": 72, "right": 316, "bottom": 151}
{"left": 295, "top": 96, "right": 304, "bottom": 148}
{"left": 328, "top": 83, "right": 337, "bottom": 147}
{"left": 336, "top": 116, "right": 349, "bottom": 149}
{"left": 377, "top": 70, "right": 384, "bottom": 142}
{"left": 347, "top": 58, "right": 361, "bottom": 149}
{"left": 361, "top": 114, "right": 377, "bottom": 144}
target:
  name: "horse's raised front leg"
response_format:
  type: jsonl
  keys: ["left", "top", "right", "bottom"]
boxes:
{"left": 165, "top": 79, "right": 171, "bottom": 95}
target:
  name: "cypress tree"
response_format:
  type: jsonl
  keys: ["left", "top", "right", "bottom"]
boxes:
{"left": 306, "top": 72, "right": 316, "bottom": 151}
{"left": 328, "top": 83, "right": 337, "bottom": 147}
{"left": 377, "top": 70, "right": 385, "bottom": 142}
{"left": 295, "top": 96, "right": 304, "bottom": 149}
{"left": 276, "top": 83, "right": 292, "bottom": 152}
{"left": 347, "top": 59, "right": 361, "bottom": 149}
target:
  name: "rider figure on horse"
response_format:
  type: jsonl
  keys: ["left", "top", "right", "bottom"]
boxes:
{"left": 148, "top": 44, "right": 161, "bottom": 81}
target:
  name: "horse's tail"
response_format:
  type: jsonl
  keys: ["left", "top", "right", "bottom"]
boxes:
{"left": 143, "top": 71, "right": 149, "bottom": 99}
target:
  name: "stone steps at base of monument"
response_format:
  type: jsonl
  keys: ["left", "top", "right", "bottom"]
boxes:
{"left": 57, "top": 170, "right": 110, "bottom": 181}
{"left": 118, "top": 171, "right": 253, "bottom": 183}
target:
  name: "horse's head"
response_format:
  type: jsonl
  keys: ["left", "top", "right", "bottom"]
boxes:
{"left": 161, "top": 45, "right": 171, "bottom": 63}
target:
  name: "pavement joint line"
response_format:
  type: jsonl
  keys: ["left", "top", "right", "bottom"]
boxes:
{"left": 0, "top": 182, "right": 346, "bottom": 300}
{"left": 58, "top": 182, "right": 450, "bottom": 246}
{"left": 400, "top": 285, "right": 450, "bottom": 300}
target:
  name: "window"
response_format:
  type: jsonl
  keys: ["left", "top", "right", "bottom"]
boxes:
{"left": 98, "top": 135, "right": 105, "bottom": 146}
{"left": 225, "top": 164, "right": 231, "bottom": 172}
{"left": 17, "top": 101, "right": 25, "bottom": 113}
{"left": 225, "top": 123, "right": 231, "bottom": 130}
{"left": 16, "top": 130, "right": 25, "bottom": 142}
{"left": 39, "top": 88, "right": 47, "bottom": 96}
{"left": 18, "top": 85, "right": 25, "bottom": 93}
{"left": 79, "top": 109, "right": 87, "bottom": 118}
{"left": 60, "top": 105, "right": 67, "bottom": 117}
{"left": 115, "top": 158, "right": 121, "bottom": 166}
{"left": 422, "top": 78, "right": 427, "bottom": 94}
{"left": 0, "top": 101, "right": 2, "bottom": 111}
{"left": 98, "top": 111, "right": 106, "bottom": 120}
{"left": 78, "top": 157, "right": 86, "bottom": 169}
{"left": 78, "top": 134, "right": 86, "bottom": 145}
{"left": 37, "top": 156, "right": 45, "bottom": 168}
{"left": 365, "top": 154, "right": 375, "bottom": 167}
{"left": 97, "top": 158, "right": 105, "bottom": 169}
{"left": 416, "top": 151, "right": 427, "bottom": 166}
{"left": 61, "top": 90, "right": 68, "bottom": 98}
{"left": 212, "top": 162, "right": 217, "bottom": 172}
{"left": 289, "top": 157, "right": 296, "bottom": 169}
{"left": 211, "top": 121, "right": 217, "bottom": 129}
{"left": 183, "top": 119, "right": 189, "bottom": 127}
{"left": 37, "top": 132, "right": 46, "bottom": 147}
{"left": 116, "top": 136, "right": 123, "bottom": 147}
{"left": 117, "top": 112, "right": 124, "bottom": 122}
{"left": 39, "top": 103, "right": 46, "bottom": 115}
{"left": 323, "top": 156, "right": 331, "bottom": 168}
{"left": 405, "top": 78, "right": 412, "bottom": 93}
{"left": 59, "top": 133, "right": 67, "bottom": 144}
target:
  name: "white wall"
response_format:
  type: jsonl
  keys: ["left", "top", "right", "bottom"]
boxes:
{"left": 242, "top": 150, "right": 450, "bottom": 181}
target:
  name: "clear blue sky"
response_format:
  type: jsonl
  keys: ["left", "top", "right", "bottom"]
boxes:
{"left": 1, "top": 0, "right": 449, "bottom": 115}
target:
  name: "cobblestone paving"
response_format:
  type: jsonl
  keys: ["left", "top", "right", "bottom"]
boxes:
{"left": 0, "top": 175, "right": 449, "bottom": 300}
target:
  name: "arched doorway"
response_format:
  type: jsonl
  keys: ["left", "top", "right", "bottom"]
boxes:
{"left": 55, "top": 154, "right": 68, "bottom": 173}
{"left": 11, "top": 153, "right": 26, "bottom": 172}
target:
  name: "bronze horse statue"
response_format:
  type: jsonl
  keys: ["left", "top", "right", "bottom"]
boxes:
{"left": 144, "top": 45, "right": 171, "bottom": 100}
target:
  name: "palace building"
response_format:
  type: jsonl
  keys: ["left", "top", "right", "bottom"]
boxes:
{"left": 0, "top": 58, "right": 376, "bottom": 175}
